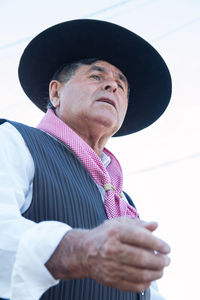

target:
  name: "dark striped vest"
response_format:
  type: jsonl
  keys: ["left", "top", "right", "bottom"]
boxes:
{"left": 1, "top": 120, "right": 150, "bottom": 300}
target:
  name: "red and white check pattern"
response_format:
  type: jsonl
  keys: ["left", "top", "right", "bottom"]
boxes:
{"left": 37, "top": 109, "right": 137, "bottom": 219}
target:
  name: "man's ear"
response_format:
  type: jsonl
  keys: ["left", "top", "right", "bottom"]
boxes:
{"left": 49, "top": 80, "right": 62, "bottom": 108}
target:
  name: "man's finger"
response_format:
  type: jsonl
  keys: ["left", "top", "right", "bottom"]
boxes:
{"left": 119, "top": 225, "right": 170, "bottom": 254}
{"left": 118, "top": 264, "right": 164, "bottom": 283}
{"left": 142, "top": 221, "right": 158, "bottom": 232}
{"left": 117, "top": 244, "right": 170, "bottom": 270}
{"left": 104, "top": 278, "right": 152, "bottom": 293}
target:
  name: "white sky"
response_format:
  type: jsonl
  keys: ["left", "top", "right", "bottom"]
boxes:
{"left": 0, "top": 1, "right": 200, "bottom": 299}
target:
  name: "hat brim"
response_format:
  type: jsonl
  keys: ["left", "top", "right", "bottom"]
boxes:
{"left": 18, "top": 19, "right": 172, "bottom": 137}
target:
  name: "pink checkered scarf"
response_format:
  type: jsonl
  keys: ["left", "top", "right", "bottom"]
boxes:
{"left": 37, "top": 109, "right": 137, "bottom": 219}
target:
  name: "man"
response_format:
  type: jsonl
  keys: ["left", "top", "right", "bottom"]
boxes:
{"left": 0, "top": 19, "right": 172, "bottom": 300}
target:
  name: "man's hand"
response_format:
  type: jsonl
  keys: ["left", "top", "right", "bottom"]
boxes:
{"left": 45, "top": 218, "right": 170, "bottom": 293}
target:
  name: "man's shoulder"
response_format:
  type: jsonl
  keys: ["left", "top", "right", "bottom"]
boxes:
{"left": 0, "top": 119, "right": 42, "bottom": 137}
{"left": 0, "top": 119, "right": 33, "bottom": 129}
{"left": 0, "top": 119, "right": 34, "bottom": 160}
{"left": 0, "top": 119, "right": 24, "bottom": 138}
{"left": 0, "top": 119, "right": 42, "bottom": 148}
{"left": 0, "top": 119, "right": 32, "bottom": 130}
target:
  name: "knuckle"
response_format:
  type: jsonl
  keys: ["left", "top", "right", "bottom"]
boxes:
{"left": 106, "top": 227, "right": 121, "bottom": 241}
{"left": 101, "top": 240, "right": 120, "bottom": 258}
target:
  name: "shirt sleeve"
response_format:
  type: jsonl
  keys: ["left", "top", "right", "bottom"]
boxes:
{"left": 150, "top": 282, "right": 167, "bottom": 300}
{"left": 0, "top": 122, "right": 71, "bottom": 300}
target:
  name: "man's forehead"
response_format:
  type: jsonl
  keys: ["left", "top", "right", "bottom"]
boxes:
{"left": 83, "top": 60, "right": 128, "bottom": 84}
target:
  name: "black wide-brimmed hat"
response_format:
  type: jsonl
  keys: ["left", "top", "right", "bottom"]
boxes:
{"left": 18, "top": 19, "right": 172, "bottom": 136}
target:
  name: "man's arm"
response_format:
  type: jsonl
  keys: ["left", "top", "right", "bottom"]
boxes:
{"left": 46, "top": 217, "right": 170, "bottom": 293}
{"left": 0, "top": 122, "right": 70, "bottom": 300}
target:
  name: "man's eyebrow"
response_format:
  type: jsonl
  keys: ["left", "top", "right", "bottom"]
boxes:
{"left": 87, "top": 65, "right": 128, "bottom": 85}
{"left": 87, "top": 65, "right": 105, "bottom": 73}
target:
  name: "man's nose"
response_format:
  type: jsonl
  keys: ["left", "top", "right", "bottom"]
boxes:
{"left": 102, "top": 80, "right": 118, "bottom": 93}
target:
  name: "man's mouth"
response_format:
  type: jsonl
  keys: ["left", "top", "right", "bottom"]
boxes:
{"left": 96, "top": 97, "right": 116, "bottom": 108}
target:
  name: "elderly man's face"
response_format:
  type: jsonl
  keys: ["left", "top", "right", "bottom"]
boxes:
{"left": 50, "top": 60, "right": 129, "bottom": 137}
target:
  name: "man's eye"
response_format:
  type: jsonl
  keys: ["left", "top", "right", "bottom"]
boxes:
{"left": 117, "top": 82, "right": 124, "bottom": 90}
{"left": 91, "top": 74, "right": 100, "bottom": 80}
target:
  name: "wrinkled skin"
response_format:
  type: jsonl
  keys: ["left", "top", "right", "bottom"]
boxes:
{"left": 50, "top": 60, "right": 129, "bottom": 156}
{"left": 46, "top": 217, "right": 170, "bottom": 292}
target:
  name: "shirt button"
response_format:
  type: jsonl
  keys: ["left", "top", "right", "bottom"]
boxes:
{"left": 141, "top": 290, "right": 145, "bottom": 298}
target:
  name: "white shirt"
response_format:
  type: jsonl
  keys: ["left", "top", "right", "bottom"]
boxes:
{"left": 0, "top": 122, "right": 165, "bottom": 300}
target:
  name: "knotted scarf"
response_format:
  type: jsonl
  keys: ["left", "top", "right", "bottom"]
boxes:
{"left": 37, "top": 109, "right": 137, "bottom": 219}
